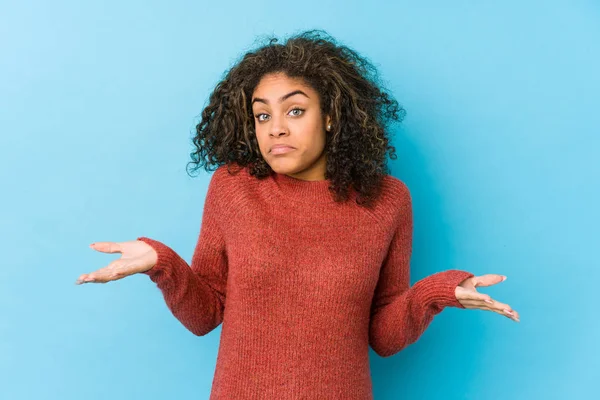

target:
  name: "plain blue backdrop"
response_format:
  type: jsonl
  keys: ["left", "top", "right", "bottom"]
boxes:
{"left": 1, "top": 1, "right": 598, "bottom": 399}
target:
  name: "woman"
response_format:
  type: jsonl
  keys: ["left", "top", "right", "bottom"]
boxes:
{"left": 75, "top": 29, "right": 519, "bottom": 399}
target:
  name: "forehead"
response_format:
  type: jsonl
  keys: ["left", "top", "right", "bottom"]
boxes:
{"left": 252, "top": 73, "right": 315, "bottom": 99}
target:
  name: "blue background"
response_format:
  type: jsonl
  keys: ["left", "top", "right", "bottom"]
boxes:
{"left": 1, "top": 1, "right": 598, "bottom": 399}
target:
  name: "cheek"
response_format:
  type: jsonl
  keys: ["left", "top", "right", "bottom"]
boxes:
{"left": 254, "top": 129, "right": 269, "bottom": 154}
{"left": 292, "top": 119, "right": 325, "bottom": 146}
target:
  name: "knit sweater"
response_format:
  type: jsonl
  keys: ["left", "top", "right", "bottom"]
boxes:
{"left": 137, "top": 164, "right": 474, "bottom": 399}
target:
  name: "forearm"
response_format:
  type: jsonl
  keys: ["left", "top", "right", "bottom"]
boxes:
{"left": 138, "top": 236, "right": 225, "bottom": 336}
{"left": 369, "top": 269, "right": 474, "bottom": 357}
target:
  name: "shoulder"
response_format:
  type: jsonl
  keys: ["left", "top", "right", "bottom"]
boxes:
{"left": 203, "top": 164, "right": 251, "bottom": 219}
{"left": 212, "top": 162, "right": 253, "bottom": 183}
{"left": 205, "top": 164, "right": 234, "bottom": 199}
{"left": 354, "top": 174, "right": 411, "bottom": 226}
{"left": 377, "top": 174, "right": 413, "bottom": 226}
{"left": 209, "top": 162, "right": 256, "bottom": 196}
{"left": 379, "top": 174, "right": 411, "bottom": 207}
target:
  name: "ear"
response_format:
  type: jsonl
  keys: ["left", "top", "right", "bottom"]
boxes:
{"left": 325, "top": 115, "right": 332, "bottom": 131}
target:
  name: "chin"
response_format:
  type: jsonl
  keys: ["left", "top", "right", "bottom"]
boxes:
{"left": 266, "top": 158, "right": 300, "bottom": 174}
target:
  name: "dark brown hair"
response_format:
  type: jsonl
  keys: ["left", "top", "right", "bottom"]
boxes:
{"left": 187, "top": 29, "right": 406, "bottom": 207}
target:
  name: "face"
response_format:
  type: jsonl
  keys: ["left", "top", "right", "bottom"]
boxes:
{"left": 251, "top": 72, "right": 331, "bottom": 181}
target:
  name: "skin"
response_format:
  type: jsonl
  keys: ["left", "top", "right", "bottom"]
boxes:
{"left": 75, "top": 72, "right": 520, "bottom": 323}
{"left": 456, "top": 275, "right": 520, "bottom": 322}
{"left": 251, "top": 72, "right": 332, "bottom": 181}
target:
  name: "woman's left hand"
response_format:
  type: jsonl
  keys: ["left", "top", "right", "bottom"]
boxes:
{"left": 455, "top": 274, "right": 520, "bottom": 322}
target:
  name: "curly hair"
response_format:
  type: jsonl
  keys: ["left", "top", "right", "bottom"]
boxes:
{"left": 186, "top": 29, "right": 406, "bottom": 208}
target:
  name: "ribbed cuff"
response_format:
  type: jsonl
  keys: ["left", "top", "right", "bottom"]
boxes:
{"left": 412, "top": 269, "right": 475, "bottom": 311}
{"left": 137, "top": 236, "right": 177, "bottom": 283}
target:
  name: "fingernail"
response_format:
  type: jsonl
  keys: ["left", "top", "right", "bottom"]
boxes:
{"left": 485, "top": 299, "right": 494, "bottom": 304}
{"left": 504, "top": 309, "right": 514, "bottom": 315}
{"left": 502, "top": 276, "right": 507, "bottom": 281}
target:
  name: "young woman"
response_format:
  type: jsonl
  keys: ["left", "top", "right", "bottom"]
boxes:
{"left": 76, "top": 30, "right": 519, "bottom": 399}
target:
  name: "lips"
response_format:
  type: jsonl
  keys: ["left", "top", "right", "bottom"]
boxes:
{"left": 270, "top": 144, "right": 296, "bottom": 153}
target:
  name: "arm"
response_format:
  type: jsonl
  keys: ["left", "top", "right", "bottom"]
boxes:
{"left": 369, "top": 186, "right": 474, "bottom": 357}
{"left": 138, "top": 170, "right": 228, "bottom": 336}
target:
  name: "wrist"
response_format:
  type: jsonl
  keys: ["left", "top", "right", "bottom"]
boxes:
{"left": 413, "top": 269, "right": 475, "bottom": 310}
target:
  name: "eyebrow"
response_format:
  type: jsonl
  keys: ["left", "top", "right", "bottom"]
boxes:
{"left": 251, "top": 90, "right": 310, "bottom": 106}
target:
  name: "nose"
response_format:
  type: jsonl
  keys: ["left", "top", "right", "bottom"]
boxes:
{"left": 269, "top": 114, "right": 288, "bottom": 137}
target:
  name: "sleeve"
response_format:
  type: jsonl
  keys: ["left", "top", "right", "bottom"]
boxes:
{"left": 368, "top": 184, "right": 474, "bottom": 357}
{"left": 137, "top": 169, "right": 228, "bottom": 336}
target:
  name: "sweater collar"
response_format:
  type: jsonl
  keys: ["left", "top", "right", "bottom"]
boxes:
{"left": 272, "top": 172, "right": 335, "bottom": 203}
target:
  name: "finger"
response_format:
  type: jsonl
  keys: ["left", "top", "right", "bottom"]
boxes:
{"left": 83, "top": 268, "right": 124, "bottom": 284}
{"left": 75, "top": 274, "right": 93, "bottom": 284}
{"left": 455, "top": 286, "right": 494, "bottom": 304}
{"left": 455, "top": 287, "right": 514, "bottom": 318}
{"left": 472, "top": 274, "right": 506, "bottom": 288}
{"left": 459, "top": 301, "right": 520, "bottom": 322}
{"left": 89, "top": 242, "right": 123, "bottom": 254}
{"left": 488, "top": 298, "right": 513, "bottom": 313}
{"left": 497, "top": 307, "right": 520, "bottom": 322}
{"left": 457, "top": 300, "right": 489, "bottom": 309}
{"left": 75, "top": 261, "right": 128, "bottom": 284}
{"left": 506, "top": 308, "right": 520, "bottom": 322}
{"left": 486, "top": 299, "right": 520, "bottom": 321}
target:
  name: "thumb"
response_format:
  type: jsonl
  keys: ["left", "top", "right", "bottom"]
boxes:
{"left": 89, "top": 242, "right": 123, "bottom": 254}
{"left": 473, "top": 274, "right": 507, "bottom": 288}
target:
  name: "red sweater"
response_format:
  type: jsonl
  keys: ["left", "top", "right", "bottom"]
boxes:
{"left": 138, "top": 164, "right": 474, "bottom": 399}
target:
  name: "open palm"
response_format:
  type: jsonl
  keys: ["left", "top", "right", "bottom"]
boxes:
{"left": 455, "top": 274, "right": 520, "bottom": 322}
{"left": 75, "top": 240, "right": 157, "bottom": 284}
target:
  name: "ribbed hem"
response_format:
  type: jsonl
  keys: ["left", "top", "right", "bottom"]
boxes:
{"left": 412, "top": 269, "right": 475, "bottom": 311}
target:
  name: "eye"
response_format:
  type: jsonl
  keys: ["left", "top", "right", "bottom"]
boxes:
{"left": 253, "top": 108, "right": 305, "bottom": 122}
{"left": 289, "top": 107, "right": 305, "bottom": 116}
{"left": 254, "top": 113, "right": 269, "bottom": 122}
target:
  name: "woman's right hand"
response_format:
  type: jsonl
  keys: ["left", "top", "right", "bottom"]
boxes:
{"left": 75, "top": 240, "right": 158, "bottom": 285}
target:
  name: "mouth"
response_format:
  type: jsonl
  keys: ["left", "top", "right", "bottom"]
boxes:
{"left": 270, "top": 145, "right": 296, "bottom": 155}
